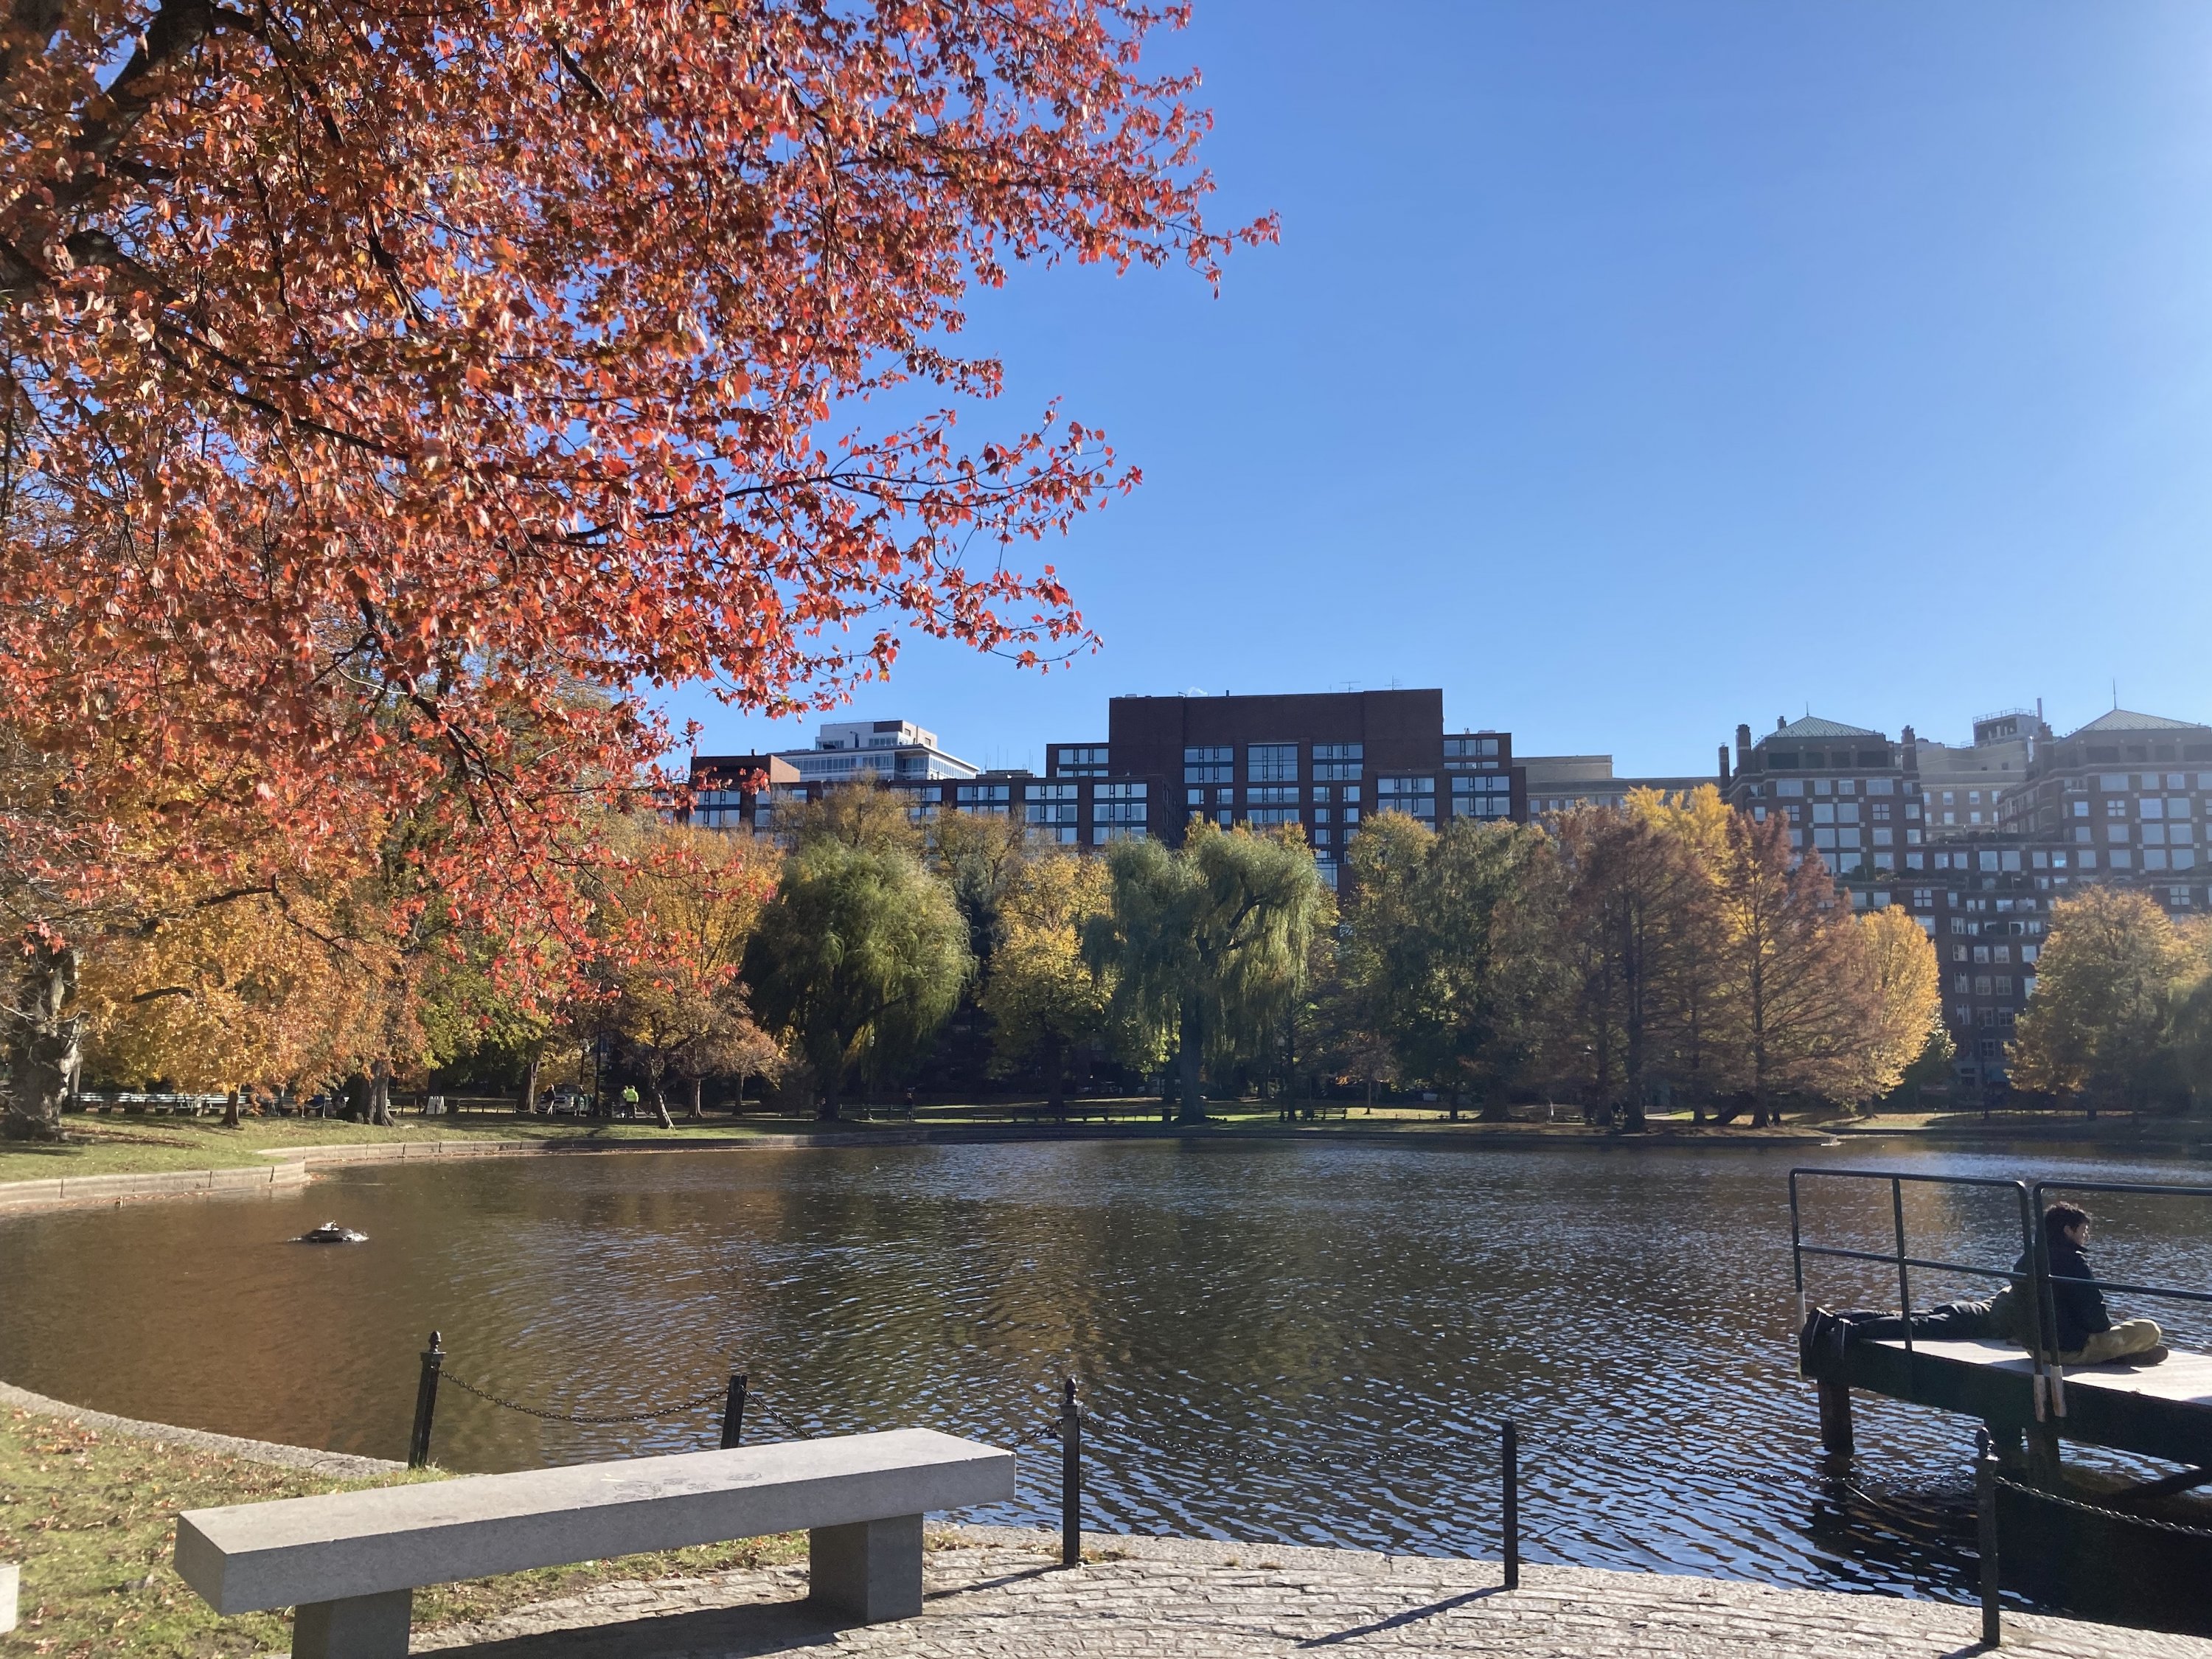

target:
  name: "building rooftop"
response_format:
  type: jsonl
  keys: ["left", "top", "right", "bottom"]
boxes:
{"left": 2063, "top": 708, "right": 2211, "bottom": 739}
{"left": 1764, "top": 714, "right": 1884, "bottom": 742}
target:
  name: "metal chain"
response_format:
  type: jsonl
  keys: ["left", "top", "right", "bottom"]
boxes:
{"left": 1993, "top": 1474, "right": 2212, "bottom": 1540}
{"left": 439, "top": 1371, "right": 730, "bottom": 1426}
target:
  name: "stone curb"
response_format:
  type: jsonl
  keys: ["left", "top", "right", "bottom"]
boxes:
{"left": 0, "top": 1379, "right": 400, "bottom": 1479}
{"left": 0, "top": 1158, "right": 308, "bottom": 1215}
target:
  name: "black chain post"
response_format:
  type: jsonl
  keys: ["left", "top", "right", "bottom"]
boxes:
{"left": 1502, "top": 1419, "right": 1520, "bottom": 1590}
{"left": 720, "top": 1372, "right": 748, "bottom": 1450}
{"left": 408, "top": 1331, "right": 444, "bottom": 1469}
{"left": 1976, "top": 1427, "right": 2002, "bottom": 1647}
{"left": 1060, "top": 1376, "right": 1082, "bottom": 1568}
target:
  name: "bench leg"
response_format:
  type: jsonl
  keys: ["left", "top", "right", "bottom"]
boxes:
{"left": 808, "top": 1514, "right": 923, "bottom": 1624}
{"left": 292, "top": 1590, "right": 412, "bottom": 1659}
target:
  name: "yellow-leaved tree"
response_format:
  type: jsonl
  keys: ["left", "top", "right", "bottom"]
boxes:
{"left": 2011, "top": 886, "right": 2195, "bottom": 1113}
{"left": 981, "top": 846, "right": 1114, "bottom": 1115}
{"left": 80, "top": 880, "right": 377, "bottom": 1120}
{"left": 600, "top": 823, "right": 783, "bottom": 1126}
{"left": 1851, "top": 903, "right": 1948, "bottom": 1107}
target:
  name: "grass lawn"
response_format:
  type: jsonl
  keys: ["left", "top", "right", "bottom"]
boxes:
{"left": 1, "top": 1097, "right": 1880, "bottom": 1189}
{"left": 0, "top": 1116, "right": 823, "bottom": 1188}
{"left": 0, "top": 1406, "right": 804, "bottom": 1659}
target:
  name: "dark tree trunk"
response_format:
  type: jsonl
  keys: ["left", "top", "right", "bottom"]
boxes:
{"left": 368, "top": 1059, "right": 394, "bottom": 1126}
{"left": 1046, "top": 1032, "right": 1067, "bottom": 1119}
{"left": 689, "top": 1076, "right": 703, "bottom": 1119}
{"left": 223, "top": 1088, "right": 241, "bottom": 1129}
{"left": 3, "top": 940, "right": 80, "bottom": 1142}
{"left": 1176, "top": 996, "right": 1206, "bottom": 1124}
{"left": 519, "top": 1051, "right": 540, "bottom": 1115}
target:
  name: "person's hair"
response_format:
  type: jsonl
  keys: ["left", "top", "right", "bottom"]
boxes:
{"left": 2044, "top": 1200, "right": 2091, "bottom": 1239}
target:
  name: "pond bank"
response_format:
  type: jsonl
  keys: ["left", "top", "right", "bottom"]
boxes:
{"left": 0, "top": 1116, "right": 1868, "bottom": 1213}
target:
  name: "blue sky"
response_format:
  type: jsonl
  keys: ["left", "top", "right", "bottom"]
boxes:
{"left": 666, "top": 0, "right": 2212, "bottom": 777}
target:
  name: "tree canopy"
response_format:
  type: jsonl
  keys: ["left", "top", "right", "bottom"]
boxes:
{"left": 0, "top": 0, "right": 1265, "bottom": 1135}
{"left": 744, "top": 834, "right": 971, "bottom": 1117}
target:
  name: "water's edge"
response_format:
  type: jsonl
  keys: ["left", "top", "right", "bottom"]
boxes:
{"left": 0, "top": 1120, "right": 1875, "bottom": 1215}
{"left": 0, "top": 1376, "right": 400, "bottom": 1477}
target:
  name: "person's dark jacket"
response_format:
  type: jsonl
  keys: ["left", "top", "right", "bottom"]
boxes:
{"left": 2011, "top": 1237, "right": 2112, "bottom": 1354}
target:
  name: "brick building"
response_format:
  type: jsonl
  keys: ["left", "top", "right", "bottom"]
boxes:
{"left": 1044, "top": 690, "right": 1523, "bottom": 883}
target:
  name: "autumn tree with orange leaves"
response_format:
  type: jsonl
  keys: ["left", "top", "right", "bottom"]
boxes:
{"left": 0, "top": 0, "right": 1267, "bottom": 1136}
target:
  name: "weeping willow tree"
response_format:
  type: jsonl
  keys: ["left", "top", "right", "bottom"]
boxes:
{"left": 1085, "top": 822, "right": 1330, "bottom": 1122}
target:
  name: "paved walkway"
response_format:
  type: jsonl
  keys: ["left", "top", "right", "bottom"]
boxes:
{"left": 414, "top": 1526, "right": 2211, "bottom": 1658}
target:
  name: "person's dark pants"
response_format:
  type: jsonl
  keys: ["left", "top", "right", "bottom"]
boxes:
{"left": 1835, "top": 1300, "right": 1995, "bottom": 1342}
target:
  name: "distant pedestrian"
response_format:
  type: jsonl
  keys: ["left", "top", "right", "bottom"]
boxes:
{"left": 620, "top": 1083, "right": 640, "bottom": 1119}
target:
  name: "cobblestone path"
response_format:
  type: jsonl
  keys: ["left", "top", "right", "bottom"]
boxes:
{"left": 412, "top": 1526, "right": 2212, "bottom": 1658}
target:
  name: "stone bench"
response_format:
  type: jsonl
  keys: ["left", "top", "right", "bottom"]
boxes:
{"left": 174, "top": 1428, "right": 1014, "bottom": 1659}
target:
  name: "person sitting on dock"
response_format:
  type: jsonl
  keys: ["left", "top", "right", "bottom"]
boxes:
{"left": 1802, "top": 1202, "right": 2164, "bottom": 1368}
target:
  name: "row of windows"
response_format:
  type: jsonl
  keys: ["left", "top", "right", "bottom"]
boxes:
{"left": 1443, "top": 736, "right": 1501, "bottom": 758}
{"left": 1183, "top": 742, "right": 1380, "bottom": 782}
{"left": 2073, "top": 796, "right": 2201, "bottom": 819}
{"left": 1767, "top": 751, "right": 1891, "bottom": 770}
{"left": 1188, "top": 785, "right": 1371, "bottom": 807}
{"left": 1953, "top": 942, "right": 2040, "bottom": 966}
{"left": 1452, "top": 773, "right": 1512, "bottom": 794}
{"left": 1954, "top": 974, "right": 2025, "bottom": 998}
{"left": 2093, "top": 773, "right": 2212, "bottom": 792}
{"left": 1766, "top": 776, "right": 1898, "bottom": 797}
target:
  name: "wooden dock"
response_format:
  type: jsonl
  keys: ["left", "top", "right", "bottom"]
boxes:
{"left": 1804, "top": 1333, "right": 2212, "bottom": 1470}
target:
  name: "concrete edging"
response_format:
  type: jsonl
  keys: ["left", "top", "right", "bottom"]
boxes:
{"left": 0, "top": 1379, "right": 400, "bottom": 1478}
{"left": 0, "top": 1158, "right": 308, "bottom": 1215}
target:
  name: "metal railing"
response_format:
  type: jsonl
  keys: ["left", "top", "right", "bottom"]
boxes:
{"left": 1793, "top": 1169, "right": 2212, "bottom": 1427}
{"left": 1788, "top": 1169, "right": 2062, "bottom": 1418}
{"left": 2028, "top": 1178, "right": 2212, "bottom": 1394}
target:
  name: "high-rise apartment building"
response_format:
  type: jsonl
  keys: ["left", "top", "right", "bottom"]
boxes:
{"left": 1723, "top": 715, "right": 1916, "bottom": 880}
{"left": 1043, "top": 690, "right": 1523, "bottom": 881}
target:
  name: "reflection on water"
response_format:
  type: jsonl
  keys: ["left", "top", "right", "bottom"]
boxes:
{"left": 4, "top": 1138, "right": 2208, "bottom": 1606}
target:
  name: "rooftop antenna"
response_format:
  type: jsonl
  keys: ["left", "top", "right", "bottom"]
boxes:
{"left": 2114, "top": 678, "right": 2119, "bottom": 710}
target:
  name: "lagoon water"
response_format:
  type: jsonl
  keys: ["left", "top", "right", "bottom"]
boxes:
{"left": 5, "top": 1138, "right": 2211, "bottom": 1606}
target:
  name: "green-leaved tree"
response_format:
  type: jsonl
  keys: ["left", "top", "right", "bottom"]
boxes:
{"left": 1084, "top": 823, "right": 1328, "bottom": 1122}
{"left": 744, "top": 836, "right": 970, "bottom": 1119}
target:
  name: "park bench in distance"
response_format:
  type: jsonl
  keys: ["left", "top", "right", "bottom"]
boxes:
{"left": 174, "top": 1427, "right": 1015, "bottom": 1659}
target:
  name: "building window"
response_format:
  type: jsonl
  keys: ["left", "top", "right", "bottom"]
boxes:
{"left": 1093, "top": 825, "right": 1147, "bottom": 844}
{"left": 1245, "top": 807, "right": 1301, "bottom": 827}
{"left": 1248, "top": 742, "right": 1299, "bottom": 782}
{"left": 1311, "top": 742, "right": 1363, "bottom": 781}
{"left": 1247, "top": 785, "right": 1300, "bottom": 805}
{"left": 1051, "top": 745, "right": 1110, "bottom": 776}
{"left": 1376, "top": 776, "right": 1436, "bottom": 819}
{"left": 1026, "top": 803, "right": 1079, "bottom": 827}
{"left": 1187, "top": 788, "right": 1206, "bottom": 807}
{"left": 1183, "top": 746, "right": 1233, "bottom": 785}
{"left": 1444, "top": 735, "right": 1501, "bottom": 761}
